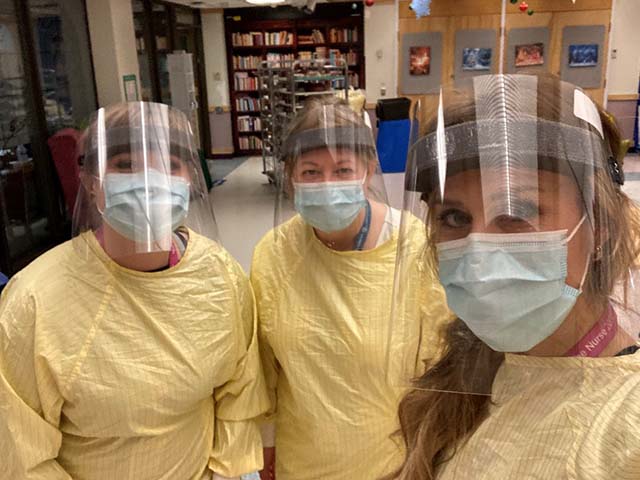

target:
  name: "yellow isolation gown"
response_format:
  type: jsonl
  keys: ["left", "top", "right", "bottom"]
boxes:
{"left": 439, "top": 339, "right": 640, "bottom": 479}
{"left": 251, "top": 214, "right": 448, "bottom": 480}
{"left": 0, "top": 230, "right": 269, "bottom": 480}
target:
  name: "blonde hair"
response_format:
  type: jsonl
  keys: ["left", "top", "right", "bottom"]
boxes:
{"left": 281, "top": 96, "right": 377, "bottom": 180}
{"left": 390, "top": 77, "right": 640, "bottom": 480}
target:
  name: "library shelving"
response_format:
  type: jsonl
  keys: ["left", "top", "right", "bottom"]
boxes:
{"left": 258, "top": 59, "right": 349, "bottom": 182}
{"left": 224, "top": 4, "right": 364, "bottom": 156}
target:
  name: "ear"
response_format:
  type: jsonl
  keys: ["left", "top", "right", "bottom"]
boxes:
{"left": 79, "top": 170, "right": 94, "bottom": 193}
{"left": 80, "top": 172, "right": 105, "bottom": 212}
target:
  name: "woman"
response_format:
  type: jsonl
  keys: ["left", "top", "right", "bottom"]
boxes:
{"left": 251, "top": 97, "right": 448, "bottom": 480}
{"left": 391, "top": 74, "right": 640, "bottom": 479}
{"left": 0, "top": 102, "right": 269, "bottom": 480}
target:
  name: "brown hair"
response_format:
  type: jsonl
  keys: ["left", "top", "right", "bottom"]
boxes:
{"left": 80, "top": 102, "right": 196, "bottom": 174}
{"left": 390, "top": 76, "right": 640, "bottom": 480}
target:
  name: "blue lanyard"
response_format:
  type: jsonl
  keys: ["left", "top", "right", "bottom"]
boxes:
{"left": 353, "top": 200, "right": 371, "bottom": 251}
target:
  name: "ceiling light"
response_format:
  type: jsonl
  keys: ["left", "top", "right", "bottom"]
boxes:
{"left": 245, "top": 0, "right": 286, "bottom": 5}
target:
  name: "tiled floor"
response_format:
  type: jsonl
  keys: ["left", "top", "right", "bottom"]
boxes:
{"left": 211, "top": 153, "right": 640, "bottom": 272}
{"left": 209, "top": 157, "right": 275, "bottom": 272}
{"left": 207, "top": 158, "right": 247, "bottom": 184}
{"left": 209, "top": 156, "right": 408, "bottom": 272}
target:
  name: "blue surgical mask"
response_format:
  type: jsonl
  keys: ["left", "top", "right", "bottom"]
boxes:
{"left": 103, "top": 170, "right": 190, "bottom": 242}
{"left": 294, "top": 178, "right": 367, "bottom": 232}
{"left": 437, "top": 215, "right": 588, "bottom": 352}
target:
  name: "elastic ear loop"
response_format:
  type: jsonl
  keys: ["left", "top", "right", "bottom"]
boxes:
{"left": 566, "top": 214, "right": 591, "bottom": 292}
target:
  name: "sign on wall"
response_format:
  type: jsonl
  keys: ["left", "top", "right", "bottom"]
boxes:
{"left": 123, "top": 74, "right": 139, "bottom": 102}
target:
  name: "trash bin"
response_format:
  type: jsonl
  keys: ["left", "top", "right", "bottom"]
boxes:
{"left": 0, "top": 272, "right": 8, "bottom": 295}
{"left": 375, "top": 97, "right": 412, "bottom": 173}
{"left": 376, "top": 97, "right": 411, "bottom": 122}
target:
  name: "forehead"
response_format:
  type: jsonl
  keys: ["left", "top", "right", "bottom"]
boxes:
{"left": 434, "top": 168, "right": 581, "bottom": 204}
{"left": 294, "top": 147, "right": 359, "bottom": 167}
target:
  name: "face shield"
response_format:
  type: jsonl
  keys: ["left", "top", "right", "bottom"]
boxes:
{"left": 273, "top": 101, "right": 390, "bottom": 250}
{"left": 388, "top": 74, "right": 640, "bottom": 394}
{"left": 72, "top": 102, "right": 218, "bottom": 263}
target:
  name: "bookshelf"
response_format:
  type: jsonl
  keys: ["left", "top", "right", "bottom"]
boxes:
{"left": 224, "top": 7, "right": 365, "bottom": 156}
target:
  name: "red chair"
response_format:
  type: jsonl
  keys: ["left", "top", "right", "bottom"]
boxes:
{"left": 48, "top": 128, "right": 81, "bottom": 216}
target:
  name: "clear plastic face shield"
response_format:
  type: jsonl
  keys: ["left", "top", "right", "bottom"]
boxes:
{"left": 73, "top": 102, "right": 218, "bottom": 264}
{"left": 274, "top": 100, "right": 390, "bottom": 248}
{"left": 389, "top": 74, "right": 640, "bottom": 394}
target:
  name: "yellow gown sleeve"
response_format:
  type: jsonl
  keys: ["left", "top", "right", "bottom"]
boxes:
{"left": 256, "top": 335, "right": 278, "bottom": 449}
{"left": 0, "top": 278, "right": 71, "bottom": 479}
{"left": 249, "top": 252, "right": 280, "bottom": 442}
{"left": 416, "top": 276, "right": 452, "bottom": 372}
{"left": 399, "top": 224, "right": 452, "bottom": 378}
{"left": 257, "top": 329, "right": 279, "bottom": 420}
{"left": 209, "top": 260, "right": 270, "bottom": 477}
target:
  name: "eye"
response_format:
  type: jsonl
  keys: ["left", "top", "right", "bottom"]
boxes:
{"left": 301, "top": 169, "right": 321, "bottom": 177}
{"left": 113, "top": 157, "right": 132, "bottom": 170}
{"left": 437, "top": 208, "right": 472, "bottom": 229}
{"left": 336, "top": 167, "right": 355, "bottom": 176}
{"left": 170, "top": 160, "right": 183, "bottom": 173}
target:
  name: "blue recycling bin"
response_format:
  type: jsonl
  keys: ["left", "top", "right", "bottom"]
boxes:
{"left": 0, "top": 272, "right": 8, "bottom": 295}
{"left": 375, "top": 97, "right": 412, "bottom": 173}
{"left": 376, "top": 119, "right": 411, "bottom": 173}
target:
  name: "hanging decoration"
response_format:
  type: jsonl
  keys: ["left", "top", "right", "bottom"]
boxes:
{"left": 364, "top": 0, "right": 375, "bottom": 6}
{"left": 409, "top": 0, "right": 431, "bottom": 18}
{"left": 510, "top": 0, "right": 534, "bottom": 16}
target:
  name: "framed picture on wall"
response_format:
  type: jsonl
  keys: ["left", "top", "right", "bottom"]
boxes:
{"left": 401, "top": 31, "right": 442, "bottom": 94}
{"left": 462, "top": 48, "right": 492, "bottom": 71}
{"left": 409, "top": 46, "right": 431, "bottom": 75}
{"left": 515, "top": 43, "right": 544, "bottom": 67}
{"left": 568, "top": 44, "right": 598, "bottom": 67}
{"left": 560, "top": 25, "right": 605, "bottom": 88}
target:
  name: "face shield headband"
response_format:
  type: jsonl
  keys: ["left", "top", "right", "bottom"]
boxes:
{"left": 281, "top": 126, "right": 377, "bottom": 161}
{"left": 82, "top": 125, "right": 196, "bottom": 176}
{"left": 407, "top": 117, "right": 621, "bottom": 198}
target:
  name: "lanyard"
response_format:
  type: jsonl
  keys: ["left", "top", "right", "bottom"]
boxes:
{"left": 168, "top": 242, "right": 180, "bottom": 267}
{"left": 353, "top": 200, "right": 371, "bottom": 251}
{"left": 565, "top": 302, "right": 617, "bottom": 357}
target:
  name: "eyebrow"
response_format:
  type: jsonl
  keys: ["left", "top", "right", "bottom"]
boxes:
{"left": 299, "top": 160, "right": 320, "bottom": 167}
{"left": 335, "top": 159, "right": 355, "bottom": 166}
{"left": 436, "top": 199, "right": 467, "bottom": 209}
